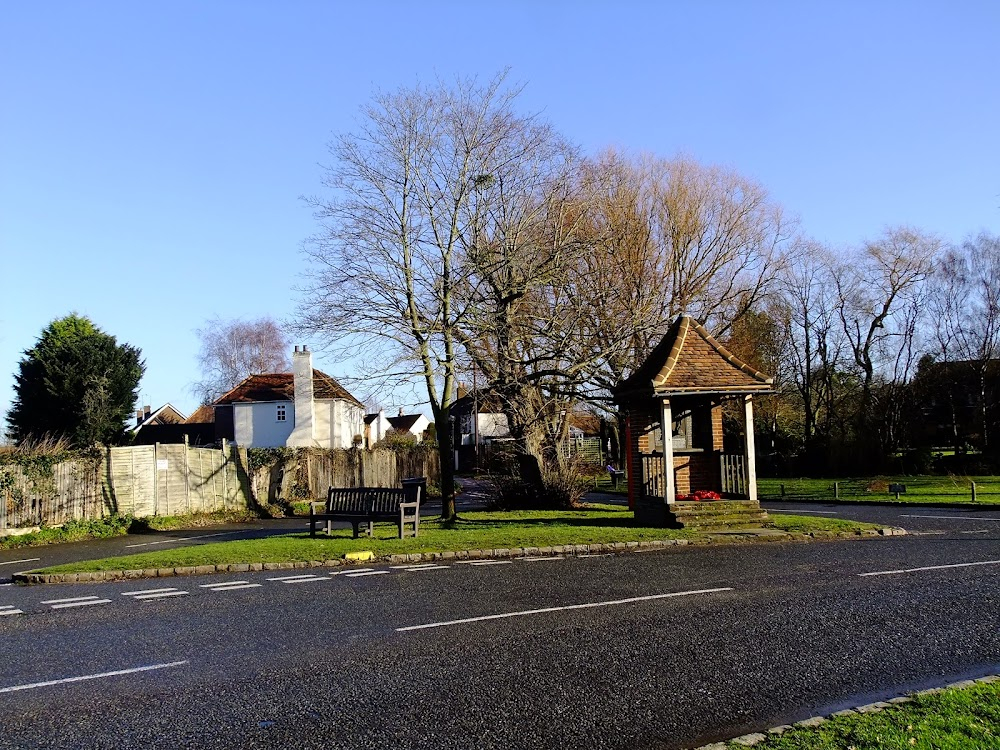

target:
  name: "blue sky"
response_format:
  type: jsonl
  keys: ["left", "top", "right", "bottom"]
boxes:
{"left": 2, "top": 1, "right": 998, "bottom": 422}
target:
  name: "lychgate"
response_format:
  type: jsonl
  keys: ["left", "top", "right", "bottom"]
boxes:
{"left": 613, "top": 315, "right": 774, "bottom": 529}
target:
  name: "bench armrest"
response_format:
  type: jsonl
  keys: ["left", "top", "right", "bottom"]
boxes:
{"left": 310, "top": 501, "right": 326, "bottom": 514}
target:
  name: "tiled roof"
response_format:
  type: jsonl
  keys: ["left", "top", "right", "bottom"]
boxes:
{"left": 615, "top": 315, "right": 773, "bottom": 401}
{"left": 185, "top": 404, "right": 216, "bottom": 424}
{"left": 214, "top": 370, "right": 362, "bottom": 408}
{"left": 387, "top": 414, "right": 423, "bottom": 432}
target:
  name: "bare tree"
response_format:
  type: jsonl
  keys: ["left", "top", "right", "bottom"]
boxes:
{"left": 574, "top": 150, "right": 790, "bottom": 399}
{"left": 298, "top": 72, "right": 551, "bottom": 519}
{"left": 193, "top": 317, "right": 290, "bottom": 404}
{"left": 835, "top": 226, "right": 940, "bottom": 463}
{"left": 928, "top": 231, "right": 1000, "bottom": 450}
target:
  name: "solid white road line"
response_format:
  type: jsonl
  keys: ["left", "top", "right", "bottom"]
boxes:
{"left": 0, "top": 661, "right": 189, "bottom": 694}
{"left": 901, "top": 514, "right": 1000, "bottom": 522}
{"left": 859, "top": 559, "right": 1000, "bottom": 577}
{"left": 50, "top": 599, "right": 112, "bottom": 609}
{"left": 121, "top": 587, "right": 180, "bottom": 597}
{"left": 133, "top": 591, "right": 189, "bottom": 600}
{"left": 345, "top": 570, "right": 390, "bottom": 578}
{"left": 397, "top": 587, "right": 734, "bottom": 632}
{"left": 0, "top": 558, "right": 41, "bottom": 566}
{"left": 467, "top": 560, "right": 512, "bottom": 566}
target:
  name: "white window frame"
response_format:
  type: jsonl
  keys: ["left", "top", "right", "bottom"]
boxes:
{"left": 276, "top": 404, "right": 287, "bottom": 422}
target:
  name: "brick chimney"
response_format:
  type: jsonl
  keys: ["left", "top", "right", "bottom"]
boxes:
{"left": 286, "top": 345, "right": 315, "bottom": 446}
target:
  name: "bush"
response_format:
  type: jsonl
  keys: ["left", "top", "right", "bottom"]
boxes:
{"left": 486, "top": 453, "right": 590, "bottom": 510}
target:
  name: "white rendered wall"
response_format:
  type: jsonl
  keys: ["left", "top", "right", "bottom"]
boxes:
{"left": 234, "top": 402, "right": 295, "bottom": 448}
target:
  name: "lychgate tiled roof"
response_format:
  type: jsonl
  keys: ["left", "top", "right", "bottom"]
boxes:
{"left": 614, "top": 316, "right": 773, "bottom": 401}
{"left": 214, "top": 370, "right": 363, "bottom": 408}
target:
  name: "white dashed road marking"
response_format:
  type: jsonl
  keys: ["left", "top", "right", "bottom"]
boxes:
{"left": 391, "top": 563, "right": 442, "bottom": 570}
{"left": 125, "top": 532, "right": 235, "bottom": 549}
{"left": 397, "top": 587, "right": 735, "bottom": 632}
{"left": 121, "top": 587, "right": 180, "bottom": 597}
{"left": 0, "top": 558, "right": 41, "bottom": 567}
{"left": 520, "top": 556, "right": 565, "bottom": 562}
{"left": 1, "top": 605, "right": 23, "bottom": 616}
{"left": 465, "top": 560, "right": 513, "bottom": 566}
{"left": 345, "top": 570, "right": 390, "bottom": 578}
{"left": 0, "top": 661, "right": 189, "bottom": 694}
{"left": 120, "top": 587, "right": 189, "bottom": 601}
{"left": 329, "top": 568, "right": 373, "bottom": 576}
{"left": 133, "top": 590, "right": 189, "bottom": 600}
{"left": 901, "top": 514, "right": 1000, "bottom": 522}
{"left": 199, "top": 581, "right": 262, "bottom": 591}
{"left": 266, "top": 575, "right": 327, "bottom": 583}
{"left": 961, "top": 530, "right": 990, "bottom": 534}
{"left": 41, "top": 596, "right": 112, "bottom": 610}
{"left": 860, "top": 559, "right": 1000, "bottom": 577}
{"left": 399, "top": 565, "right": 449, "bottom": 572}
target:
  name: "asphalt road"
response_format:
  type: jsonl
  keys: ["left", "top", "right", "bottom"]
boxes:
{"left": 0, "top": 502, "right": 998, "bottom": 749}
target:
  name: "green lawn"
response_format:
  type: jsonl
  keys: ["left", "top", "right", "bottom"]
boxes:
{"left": 721, "top": 678, "right": 1000, "bottom": 749}
{"left": 759, "top": 475, "right": 1000, "bottom": 504}
{"left": 33, "top": 504, "right": 881, "bottom": 574}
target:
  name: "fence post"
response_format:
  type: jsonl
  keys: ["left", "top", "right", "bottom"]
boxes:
{"left": 780, "top": 483, "right": 785, "bottom": 497}
{"left": 834, "top": 481, "right": 840, "bottom": 500}
{"left": 221, "top": 438, "right": 229, "bottom": 511}
{"left": 971, "top": 481, "right": 977, "bottom": 503}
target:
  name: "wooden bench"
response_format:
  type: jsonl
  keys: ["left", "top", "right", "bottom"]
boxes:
{"left": 607, "top": 467, "right": 626, "bottom": 489}
{"left": 310, "top": 485, "right": 421, "bottom": 539}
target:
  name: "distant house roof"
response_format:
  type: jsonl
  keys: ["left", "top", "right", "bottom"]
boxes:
{"left": 213, "top": 370, "right": 363, "bottom": 408}
{"left": 132, "top": 403, "right": 187, "bottom": 433}
{"left": 364, "top": 413, "right": 380, "bottom": 425}
{"left": 615, "top": 315, "right": 773, "bottom": 401}
{"left": 387, "top": 414, "right": 424, "bottom": 433}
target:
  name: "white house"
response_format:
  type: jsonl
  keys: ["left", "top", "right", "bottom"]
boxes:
{"left": 363, "top": 409, "right": 393, "bottom": 448}
{"left": 212, "top": 346, "right": 365, "bottom": 449}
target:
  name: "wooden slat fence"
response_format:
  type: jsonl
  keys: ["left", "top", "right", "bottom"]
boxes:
{"left": 0, "top": 459, "right": 105, "bottom": 530}
{"left": 2, "top": 444, "right": 440, "bottom": 531}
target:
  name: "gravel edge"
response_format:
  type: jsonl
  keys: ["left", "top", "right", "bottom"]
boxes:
{"left": 11, "top": 527, "right": 906, "bottom": 584}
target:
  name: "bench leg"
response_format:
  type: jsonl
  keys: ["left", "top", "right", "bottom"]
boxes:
{"left": 351, "top": 521, "right": 361, "bottom": 539}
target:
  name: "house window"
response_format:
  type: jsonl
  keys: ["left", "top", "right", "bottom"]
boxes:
{"left": 276, "top": 404, "right": 287, "bottom": 422}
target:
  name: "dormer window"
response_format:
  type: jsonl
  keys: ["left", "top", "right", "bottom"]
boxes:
{"left": 277, "top": 404, "right": 287, "bottom": 422}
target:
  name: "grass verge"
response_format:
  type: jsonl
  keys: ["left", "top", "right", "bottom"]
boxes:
{"left": 721, "top": 678, "right": 1000, "bottom": 749}
{"left": 33, "top": 505, "right": 881, "bottom": 574}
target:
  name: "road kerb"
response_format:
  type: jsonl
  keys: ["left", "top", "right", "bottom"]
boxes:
{"left": 690, "top": 673, "right": 1000, "bottom": 749}
{"left": 9, "top": 526, "right": 907, "bottom": 585}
